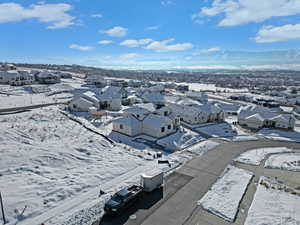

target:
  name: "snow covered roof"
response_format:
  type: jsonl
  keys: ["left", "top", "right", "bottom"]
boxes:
{"left": 177, "top": 98, "right": 201, "bottom": 106}
{"left": 113, "top": 115, "right": 141, "bottom": 127}
{"left": 124, "top": 106, "right": 151, "bottom": 115}
{"left": 135, "top": 103, "right": 156, "bottom": 112}
{"left": 196, "top": 104, "right": 222, "bottom": 114}
{"left": 143, "top": 114, "right": 172, "bottom": 126}
{"left": 100, "top": 86, "right": 124, "bottom": 99}
{"left": 215, "top": 102, "right": 240, "bottom": 112}
{"left": 71, "top": 96, "right": 94, "bottom": 106}
{"left": 81, "top": 91, "right": 99, "bottom": 103}
{"left": 245, "top": 113, "right": 265, "bottom": 122}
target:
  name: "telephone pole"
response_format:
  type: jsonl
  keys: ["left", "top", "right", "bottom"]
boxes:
{"left": 0, "top": 191, "right": 6, "bottom": 224}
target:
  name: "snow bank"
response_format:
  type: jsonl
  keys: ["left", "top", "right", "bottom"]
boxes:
{"left": 195, "top": 123, "right": 257, "bottom": 141}
{"left": 0, "top": 106, "right": 169, "bottom": 225}
{"left": 235, "top": 147, "right": 292, "bottom": 166}
{"left": 157, "top": 129, "right": 204, "bottom": 151}
{"left": 259, "top": 128, "right": 300, "bottom": 143}
{"left": 265, "top": 152, "right": 300, "bottom": 172}
{"left": 245, "top": 177, "right": 300, "bottom": 225}
{"left": 199, "top": 166, "right": 253, "bottom": 222}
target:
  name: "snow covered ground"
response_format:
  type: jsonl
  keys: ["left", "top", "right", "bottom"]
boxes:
{"left": 0, "top": 105, "right": 221, "bottom": 225}
{"left": 199, "top": 166, "right": 253, "bottom": 222}
{"left": 265, "top": 152, "right": 300, "bottom": 172}
{"left": 0, "top": 106, "right": 171, "bottom": 225}
{"left": 234, "top": 147, "right": 292, "bottom": 165}
{"left": 157, "top": 129, "right": 204, "bottom": 151}
{"left": 195, "top": 123, "right": 257, "bottom": 142}
{"left": 259, "top": 128, "right": 300, "bottom": 143}
{"left": 245, "top": 177, "right": 300, "bottom": 225}
{"left": 109, "top": 128, "right": 204, "bottom": 152}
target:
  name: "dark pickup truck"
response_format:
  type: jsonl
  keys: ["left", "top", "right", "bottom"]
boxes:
{"left": 104, "top": 185, "right": 143, "bottom": 215}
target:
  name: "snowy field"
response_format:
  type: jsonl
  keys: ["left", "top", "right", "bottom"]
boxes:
{"left": 178, "top": 82, "right": 248, "bottom": 93}
{"left": 259, "top": 128, "right": 300, "bottom": 143}
{"left": 195, "top": 123, "right": 257, "bottom": 142}
{"left": 235, "top": 147, "right": 292, "bottom": 166}
{"left": 199, "top": 166, "right": 253, "bottom": 222}
{"left": 0, "top": 78, "right": 88, "bottom": 110}
{"left": 245, "top": 177, "right": 300, "bottom": 225}
{"left": 0, "top": 105, "right": 221, "bottom": 225}
{"left": 265, "top": 152, "right": 300, "bottom": 172}
{"left": 0, "top": 106, "right": 172, "bottom": 225}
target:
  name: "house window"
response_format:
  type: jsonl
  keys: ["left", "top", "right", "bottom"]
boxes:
{"left": 161, "top": 127, "right": 165, "bottom": 133}
{"left": 120, "top": 124, "right": 123, "bottom": 129}
{"left": 137, "top": 114, "right": 140, "bottom": 119}
{"left": 180, "top": 118, "right": 183, "bottom": 121}
{"left": 164, "top": 111, "right": 168, "bottom": 116}
{"left": 168, "top": 125, "right": 172, "bottom": 130}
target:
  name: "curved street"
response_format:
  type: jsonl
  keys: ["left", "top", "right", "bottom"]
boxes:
{"left": 97, "top": 139, "right": 300, "bottom": 225}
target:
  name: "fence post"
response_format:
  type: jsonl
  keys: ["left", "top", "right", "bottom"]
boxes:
{"left": 0, "top": 192, "right": 6, "bottom": 224}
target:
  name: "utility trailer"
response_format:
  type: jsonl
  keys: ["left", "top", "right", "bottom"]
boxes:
{"left": 104, "top": 170, "right": 164, "bottom": 214}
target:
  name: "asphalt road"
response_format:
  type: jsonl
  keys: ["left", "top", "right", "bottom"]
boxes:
{"left": 96, "top": 139, "right": 300, "bottom": 225}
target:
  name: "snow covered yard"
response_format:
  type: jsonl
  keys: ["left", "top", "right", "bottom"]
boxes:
{"left": 235, "top": 147, "right": 292, "bottom": 166}
{"left": 0, "top": 106, "right": 170, "bottom": 225}
{"left": 245, "top": 177, "right": 300, "bottom": 225}
{"left": 265, "top": 152, "right": 300, "bottom": 172}
{"left": 259, "top": 128, "right": 300, "bottom": 142}
{"left": 199, "top": 166, "right": 253, "bottom": 222}
{"left": 157, "top": 129, "right": 205, "bottom": 151}
{"left": 195, "top": 122, "right": 257, "bottom": 141}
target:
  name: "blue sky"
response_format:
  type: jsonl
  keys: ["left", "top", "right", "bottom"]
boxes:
{"left": 0, "top": 0, "right": 300, "bottom": 70}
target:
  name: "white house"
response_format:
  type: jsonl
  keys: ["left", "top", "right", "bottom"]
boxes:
{"left": 123, "top": 106, "right": 151, "bottom": 120}
{"left": 142, "top": 114, "right": 175, "bottom": 138}
{"left": 69, "top": 91, "right": 100, "bottom": 112}
{"left": 186, "top": 91, "right": 208, "bottom": 104}
{"left": 69, "top": 97, "right": 95, "bottom": 112}
{"left": 98, "top": 86, "right": 126, "bottom": 111}
{"left": 112, "top": 112, "right": 176, "bottom": 138}
{"left": 162, "top": 103, "right": 224, "bottom": 125}
{"left": 86, "top": 75, "right": 106, "bottom": 87}
{"left": 113, "top": 115, "right": 142, "bottom": 136}
{"left": 36, "top": 71, "right": 60, "bottom": 84}
{"left": 243, "top": 113, "right": 265, "bottom": 129}
{"left": 0, "top": 70, "right": 34, "bottom": 86}
{"left": 238, "top": 105, "right": 295, "bottom": 130}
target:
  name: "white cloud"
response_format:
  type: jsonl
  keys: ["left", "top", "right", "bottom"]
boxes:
{"left": 193, "top": 47, "right": 221, "bottom": 55}
{"left": 145, "top": 38, "right": 193, "bottom": 52}
{"left": 69, "top": 44, "right": 94, "bottom": 51}
{"left": 145, "top": 26, "right": 160, "bottom": 30}
{"left": 255, "top": 23, "right": 300, "bottom": 43}
{"left": 120, "top": 53, "right": 141, "bottom": 60}
{"left": 161, "top": 1, "right": 174, "bottom": 6}
{"left": 98, "top": 40, "right": 113, "bottom": 45}
{"left": 100, "top": 26, "right": 128, "bottom": 37}
{"left": 120, "top": 39, "right": 153, "bottom": 48}
{"left": 194, "top": 0, "right": 300, "bottom": 26}
{"left": 91, "top": 14, "right": 103, "bottom": 18}
{"left": 0, "top": 2, "right": 74, "bottom": 29}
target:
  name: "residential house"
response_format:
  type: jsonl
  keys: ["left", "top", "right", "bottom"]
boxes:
{"left": 112, "top": 113, "right": 175, "bottom": 138}
{"left": 36, "top": 71, "right": 60, "bottom": 84}
{"left": 0, "top": 70, "right": 34, "bottom": 86}
{"left": 238, "top": 105, "right": 295, "bottom": 130}
{"left": 186, "top": 91, "right": 208, "bottom": 104}
{"left": 86, "top": 75, "right": 106, "bottom": 87}
{"left": 98, "top": 86, "right": 126, "bottom": 111}
{"left": 69, "top": 91, "right": 100, "bottom": 112}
